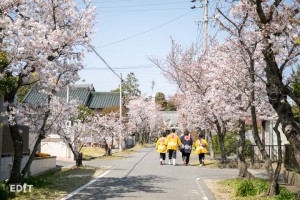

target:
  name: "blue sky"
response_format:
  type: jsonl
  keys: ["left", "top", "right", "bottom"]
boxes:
{"left": 77, "top": 0, "right": 220, "bottom": 98}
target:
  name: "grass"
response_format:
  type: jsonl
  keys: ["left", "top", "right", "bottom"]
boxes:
{"left": 13, "top": 166, "right": 103, "bottom": 200}
{"left": 217, "top": 178, "right": 297, "bottom": 200}
{"left": 80, "top": 147, "right": 105, "bottom": 160}
{"left": 217, "top": 179, "right": 273, "bottom": 200}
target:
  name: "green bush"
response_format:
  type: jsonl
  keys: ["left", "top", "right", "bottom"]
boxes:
{"left": 212, "top": 135, "right": 220, "bottom": 155}
{"left": 252, "top": 178, "right": 269, "bottom": 194}
{"left": 0, "top": 183, "right": 10, "bottom": 200}
{"left": 275, "top": 187, "right": 297, "bottom": 200}
{"left": 235, "top": 179, "right": 257, "bottom": 196}
{"left": 212, "top": 132, "right": 252, "bottom": 156}
{"left": 243, "top": 140, "right": 253, "bottom": 158}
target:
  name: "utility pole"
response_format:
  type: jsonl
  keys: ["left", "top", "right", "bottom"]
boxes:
{"left": 191, "top": 0, "right": 209, "bottom": 53}
{"left": 119, "top": 73, "right": 123, "bottom": 151}
{"left": 204, "top": 0, "right": 208, "bottom": 52}
{"left": 90, "top": 46, "right": 124, "bottom": 151}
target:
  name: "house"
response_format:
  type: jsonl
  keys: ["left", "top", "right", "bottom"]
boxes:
{"left": 245, "top": 115, "right": 290, "bottom": 165}
{"left": 22, "top": 84, "right": 120, "bottom": 111}
{"left": 161, "top": 111, "right": 178, "bottom": 129}
{"left": 0, "top": 95, "right": 57, "bottom": 181}
{"left": 22, "top": 84, "right": 120, "bottom": 160}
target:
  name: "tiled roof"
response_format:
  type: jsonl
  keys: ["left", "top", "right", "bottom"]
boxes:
{"left": 22, "top": 85, "right": 120, "bottom": 110}
{"left": 22, "top": 89, "right": 48, "bottom": 106}
{"left": 88, "top": 92, "right": 120, "bottom": 109}
{"left": 23, "top": 86, "right": 91, "bottom": 106}
{"left": 57, "top": 87, "right": 91, "bottom": 105}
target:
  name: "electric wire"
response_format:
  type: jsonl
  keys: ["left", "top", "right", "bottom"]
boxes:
{"left": 96, "top": 10, "right": 195, "bottom": 49}
{"left": 94, "top": 1, "right": 187, "bottom": 7}
{"left": 97, "top": 8, "right": 187, "bottom": 12}
{"left": 89, "top": 46, "right": 123, "bottom": 81}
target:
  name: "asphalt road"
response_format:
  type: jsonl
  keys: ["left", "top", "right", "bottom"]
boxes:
{"left": 61, "top": 147, "right": 239, "bottom": 200}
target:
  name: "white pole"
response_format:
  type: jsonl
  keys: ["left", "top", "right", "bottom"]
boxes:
{"left": 66, "top": 85, "right": 69, "bottom": 103}
{"left": 119, "top": 73, "right": 123, "bottom": 151}
{"left": 204, "top": 0, "right": 208, "bottom": 53}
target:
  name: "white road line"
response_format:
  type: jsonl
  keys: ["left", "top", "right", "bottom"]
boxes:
{"left": 60, "top": 170, "right": 111, "bottom": 200}
{"left": 196, "top": 178, "right": 209, "bottom": 200}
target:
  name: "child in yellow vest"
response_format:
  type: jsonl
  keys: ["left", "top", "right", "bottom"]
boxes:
{"left": 166, "top": 128, "right": 182, "bottom": 166}
{"left": 156, "top": 131, "right": 168, "bottom": 165}
{"left": 195, "top": 133, "right": 208, "bottom": 166}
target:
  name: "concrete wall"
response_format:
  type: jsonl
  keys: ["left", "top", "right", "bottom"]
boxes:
{"left": 0, "top": 155, "right": 29, "bottom": 181}
{"left": 284, "top": 170, "right": 300, "bottom": 189}
{"left": 41, "top": 141, "right": 73, "bottom": 160}
{"left": 29, "top": 156, "right": 56, "bottom": 176}
{"left": 0, "top": 155, "right": 56, "bottom": 181}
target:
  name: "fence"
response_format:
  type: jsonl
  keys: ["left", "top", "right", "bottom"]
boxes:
{"left": 284, "top": 144, "right": 300, "bottom": 172}
{"left": 250, "top": 144, "right": 300, "bottom": 172}
{"left": 250, "top": 145, "right": 284, "bottom": 165}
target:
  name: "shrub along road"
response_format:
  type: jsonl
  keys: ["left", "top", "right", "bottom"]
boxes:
{"left": 60, "top": 147, "right": 239, "bottom": 200}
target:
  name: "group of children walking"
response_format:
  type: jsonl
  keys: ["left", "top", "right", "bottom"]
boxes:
{"left": 155, "top": 128, "right": 208, "bottom": 166}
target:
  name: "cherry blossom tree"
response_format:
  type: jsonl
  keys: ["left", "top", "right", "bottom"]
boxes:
{"left": 151, "top": 41, "right": 233, "bottom": 163}
{"left": 220, "top": 0, "right": 300, "bottom": 168}
{"left": 208, "top": 39, "right": 275, "bottom": 181}
{"left": 127, "top": 96, "right": 163, "bottom": 144}
{"left": 91, "top": 113, "right": 121, "bottom": 156}
{"left": 215, "top": 0, "right": 300, "bottom": 195}
{"left": 0, "top": 0, "right": 96, "bottom": 184}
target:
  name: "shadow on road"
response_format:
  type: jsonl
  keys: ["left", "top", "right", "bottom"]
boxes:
{"left": 70, "top": 175, "right": 174, "bottom": 199}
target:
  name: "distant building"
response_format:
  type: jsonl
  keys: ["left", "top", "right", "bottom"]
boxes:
{"left": 23, "top": 84, "right": 120, "bottom": 113}
{"left": 161, "top": 111, "right": 178, "bottom": 129}
{"left": 22, "top": 84, "right": 121, "bottom": 159}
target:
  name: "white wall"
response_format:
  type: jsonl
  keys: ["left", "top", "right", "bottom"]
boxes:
{"left": 41, "top": 141, "right": 73, "bottom": 160}
{"left": 0, "top": 156, "right": 57, "bottom": 181}
{"left": 265, "top": 120, "right": 289, "bottom": 145}
{"left": 0, "top": 156, "right": 29, "bottom": 181}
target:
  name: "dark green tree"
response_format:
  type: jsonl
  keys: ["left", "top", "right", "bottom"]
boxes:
{"left": 155, "top": 92, "right": 167, "bottom": 109}
{"left": 111, "top": 72, "right": 141, "bottom": 98}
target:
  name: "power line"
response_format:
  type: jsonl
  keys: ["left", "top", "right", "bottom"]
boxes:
{"left": 97, "top": 8, "right": 187, "bottom": 12}
{"left": 89, "top": 46, "right": 123, "bottom": 81}
{"left": 92, "top": 0, "right": 140, "bottom": 3}
{"left": 96, "top": 10, "right": 195, "bottom": 49}
{"left": 94, "top": 1, "right": 187, "bottom": 7}
{"left": 84, "top": 66, "right": 158, "bottom": 70}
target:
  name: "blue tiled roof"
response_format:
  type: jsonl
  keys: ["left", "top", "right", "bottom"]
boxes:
{"left": 88, "top": 92, "right": 120, "bottom": 109}
{"left": 22, "top": 85, "right": 120, "bottom": 109}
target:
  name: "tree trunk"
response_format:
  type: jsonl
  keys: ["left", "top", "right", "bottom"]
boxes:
{"left": 7, "top": 124, "right": 23, "bottom": 185}
{"left": 251, "top": 105, "right": 274, "bottom": 182}
{"left": 68, "top": 143, "right": 83, "bottom": 167}
{"left": 103, "top": 139, "right": 111, "bottom": 156}
{"left": 21, "top": 134, "right": 45, "bottom": 179}
{"left": 267, "top": 118, "right": 282, "bottom": 196}
{"left": 215, "top": 119, "right": 227, "bottom": 163}
{"left": 76, "top": 152, "right": 83, "bottom": 166}
{"left": 248, "top": 56, "right": 274, "bottom": 182}
{"left": 218, "top": 133, "right": 227, "bottom": 163}
{"left": 237, "top": 119, "right": 252, "bottom": 178}
{"left": 256, "top": 4, "right": 300, "bottom": 168}
{"left": 207, "top": 130, "right": 215, "bottom": 159}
